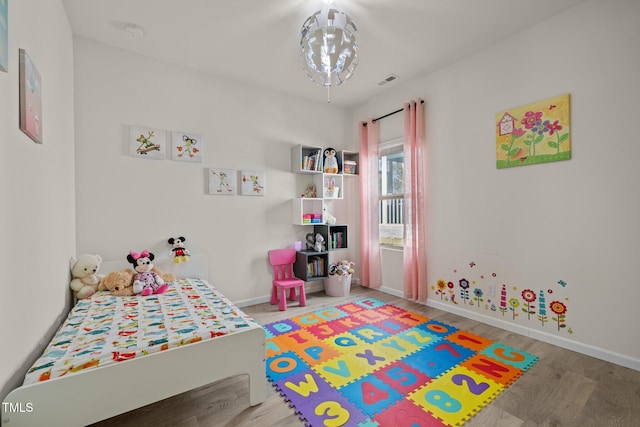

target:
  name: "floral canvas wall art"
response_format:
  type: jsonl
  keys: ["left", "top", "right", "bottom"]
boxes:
{"left": 496, "top": 94, "right": 571, "bottom": 169}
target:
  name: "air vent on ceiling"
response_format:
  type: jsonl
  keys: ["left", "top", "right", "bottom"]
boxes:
{"left": 377, "top": 74, "right": 399, "bottom": 86}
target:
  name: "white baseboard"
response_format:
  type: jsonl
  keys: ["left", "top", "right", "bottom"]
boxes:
{"left": 375, "top": 287, "right": 640, "bottom": 371}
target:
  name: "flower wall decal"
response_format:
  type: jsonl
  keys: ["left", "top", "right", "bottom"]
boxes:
{"left": 431, "top": 260, "right": 572, "bottom": 335}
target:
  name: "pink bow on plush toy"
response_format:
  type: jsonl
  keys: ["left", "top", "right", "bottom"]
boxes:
{"left": 129, "top": 250, "right": 150, "bottom": 260}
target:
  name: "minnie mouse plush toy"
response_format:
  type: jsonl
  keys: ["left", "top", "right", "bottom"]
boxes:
{"left": 127, "top": 250, "right": 169, "bottom": 296}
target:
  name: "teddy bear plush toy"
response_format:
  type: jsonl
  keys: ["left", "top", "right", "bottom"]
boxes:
{"left": 126, "top": 250, "right": 169, "bottom": 296}
{"left": 98, "top": 269, "right": 136, "bottom": 296}
{"left": 99, "top": 267, "right": 176, "bottom": 297}
{"left": 69, "top": 254, "right": 105, "bottom": 300}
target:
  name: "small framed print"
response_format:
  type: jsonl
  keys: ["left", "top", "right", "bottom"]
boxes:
{"left": 209, "top": 167, "right": 237, "bottom": 195}
{"left": 129, "top": 126, "right": 166, "bottom": 160}
{"left": 172, "top": 131, "right": 203, "bottom": 162}
{"left": 0, "top": 0, "right": 7, "bottom": 73}
{"left": 239, "top": 170, "right": 265, "bottom": 196}
{"left": 19, "top": 49, "right": 43, "bottom": 144}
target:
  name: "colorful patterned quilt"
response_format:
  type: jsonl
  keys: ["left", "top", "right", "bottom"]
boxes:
{"left": 24, "top": 278, "right": 262, "bottom": 385}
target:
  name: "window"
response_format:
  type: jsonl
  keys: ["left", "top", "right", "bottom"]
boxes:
{"left": 379, "top": 139, "right": 404, "bottom": 248}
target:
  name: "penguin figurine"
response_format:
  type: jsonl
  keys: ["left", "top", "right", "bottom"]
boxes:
{"left": 323, "top": 148, "right": 339, "bottom": 174}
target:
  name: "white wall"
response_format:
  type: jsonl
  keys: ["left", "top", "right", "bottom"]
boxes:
{"left": 352, "top": 0, "right": 640, "bottom": 368}
{"left": 0, "top": 0, "right": 75, "bottom": 399}
{"left": 73, "top": 38, "right": 354, "bottom": 304}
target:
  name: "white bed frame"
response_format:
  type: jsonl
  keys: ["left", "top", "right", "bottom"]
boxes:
{"left": 1, "top": 254, "right": 266, "bottom": 427}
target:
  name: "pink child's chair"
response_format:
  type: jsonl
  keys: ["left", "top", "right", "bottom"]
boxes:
{"left": 268, "top": 248, "right": 306, "bottom": 311}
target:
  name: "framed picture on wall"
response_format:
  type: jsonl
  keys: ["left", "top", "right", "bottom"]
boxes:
{"left": 129, "top": 126, "right": 166, "bottom": 159}
{"left": 19, "top": 49, "right": 43, "bottom": 144}
{"left": 496, "top": 93, "right": 571, "bottom": 169}
{"left": 239, "top": 170, "right": 265, "bottom": 196}
{"left": 208, "top": 167, "right": 237, "bottom": 195}
{"left": 0, "top": 0, "right": 7, "bottom": 73}
{"left": 171, "top": 131, "right": 203, "bottom": 162}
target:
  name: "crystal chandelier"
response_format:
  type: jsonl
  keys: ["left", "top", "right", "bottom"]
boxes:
{"left": 300, "top": 0, "right": 358, "bottom": 102}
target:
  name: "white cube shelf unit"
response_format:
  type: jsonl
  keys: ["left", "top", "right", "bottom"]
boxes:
{"left": 292, "top": 144, "right": 324, "bottom": 173}
{"left": 292, "top": 197, "right": 324, "bottom": 226}
{"left": 338, "top": 150, "right": 359, "bottom": 176}
{"left": 291, "top": 144, "right": 356, "bottom": 225}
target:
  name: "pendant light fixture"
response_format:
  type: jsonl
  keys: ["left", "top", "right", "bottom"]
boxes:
{"left": 300, "top": 0, "right": 358, "bottom": 103}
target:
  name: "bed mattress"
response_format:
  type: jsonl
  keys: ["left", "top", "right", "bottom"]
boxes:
{"left": 24, "top": 278, "right": 262, "bottom": 385}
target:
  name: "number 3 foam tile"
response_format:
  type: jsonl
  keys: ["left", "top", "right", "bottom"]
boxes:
{"left": 408, "top": 366, "right": 503, "bottom": 427}
{"left": 280, "top": 370, "right": 367, "bottom": 427}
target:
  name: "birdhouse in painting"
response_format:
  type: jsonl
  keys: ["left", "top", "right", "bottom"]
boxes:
{"left": 498, "top": 112, "right": 517, "bottom": 136}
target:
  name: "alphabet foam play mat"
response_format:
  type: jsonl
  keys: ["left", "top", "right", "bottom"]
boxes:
{"left": 264, "top": 298, "right": 538, "bottom": 426}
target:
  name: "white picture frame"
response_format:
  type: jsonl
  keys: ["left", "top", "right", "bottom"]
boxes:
{"left": 171, "top": 131, "right": 203, "bottom": 162}
{"left": 209, "top": 168, "right": 237, "bottom": 195}
{"left": 129, "top": 126, "right": 166, "bottom": 160}
{"left": 239, "top": 170, "right": 265, "bottom": 196}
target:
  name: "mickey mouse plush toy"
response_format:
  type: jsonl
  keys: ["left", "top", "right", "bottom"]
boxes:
{"left": 168, "top": 236, "right": 190, "bottom": 263}
{"left": 127, "top": 250, "right": 169, "bottom": 296}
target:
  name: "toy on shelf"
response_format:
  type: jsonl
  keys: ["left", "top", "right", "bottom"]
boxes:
{"left": 314, "top": 233, "right": 326, "bottom": 252}
{"left": 126, "top": 250, "right": 169, "bottom": 296}
{"left": 305, "top": 233, "right": 315, "bottom": 250}
{"left": 323, "top": 148, "right": 339, "bottom": 174}
{"left": 323, "top": 206, "right": 336, "bottom": 225}
{"left": 301, "top": 183, "right": 317, "bottom": 198}
{"left": 168, "top": 236, "right": 190, "bottom": 263}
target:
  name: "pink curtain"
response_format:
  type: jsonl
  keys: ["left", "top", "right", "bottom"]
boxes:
{"left": 359, "top": 119, "right": 382, "bottom": 288}
{"left": 403, "top": 99, "right": 427, "bottom": 302}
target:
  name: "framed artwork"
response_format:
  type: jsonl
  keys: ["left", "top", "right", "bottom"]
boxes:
{"left": 208, "top": 167, "right": 237, "bottom": 195}
{"left": 496, "top": 93, "right": 571, "bottom": 169}
{"left": 19, "top": 49, "right": 43, "bottom": 144}
{"left": 239, "top": 170, "right": 265, "bottom": 196}
{"left": 129, "top": 126, "right": 166, "bottom": 159}
{"left": 171, "top": 131, "right": 203, "bottom": 162}
{"left": 0, "top": 0, "right": 7, "bottom": 72}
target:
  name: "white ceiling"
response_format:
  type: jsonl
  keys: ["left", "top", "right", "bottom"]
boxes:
{"left": 61, "top": 0, "right": 587, "bottom": 107}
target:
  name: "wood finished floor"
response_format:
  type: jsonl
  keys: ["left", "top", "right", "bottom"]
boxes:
{"left": 91, "top": 287, "right": 640, "bottom": 427}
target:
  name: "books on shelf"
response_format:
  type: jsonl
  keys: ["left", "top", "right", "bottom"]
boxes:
{"left": 301, "top": 150, "right": 322, "bottom": 172}
{"left": 307, "top": 256, "right": 325, "bottom": 277}
{"left": 329, "top": 231, "right": 345, "bottom": 249}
